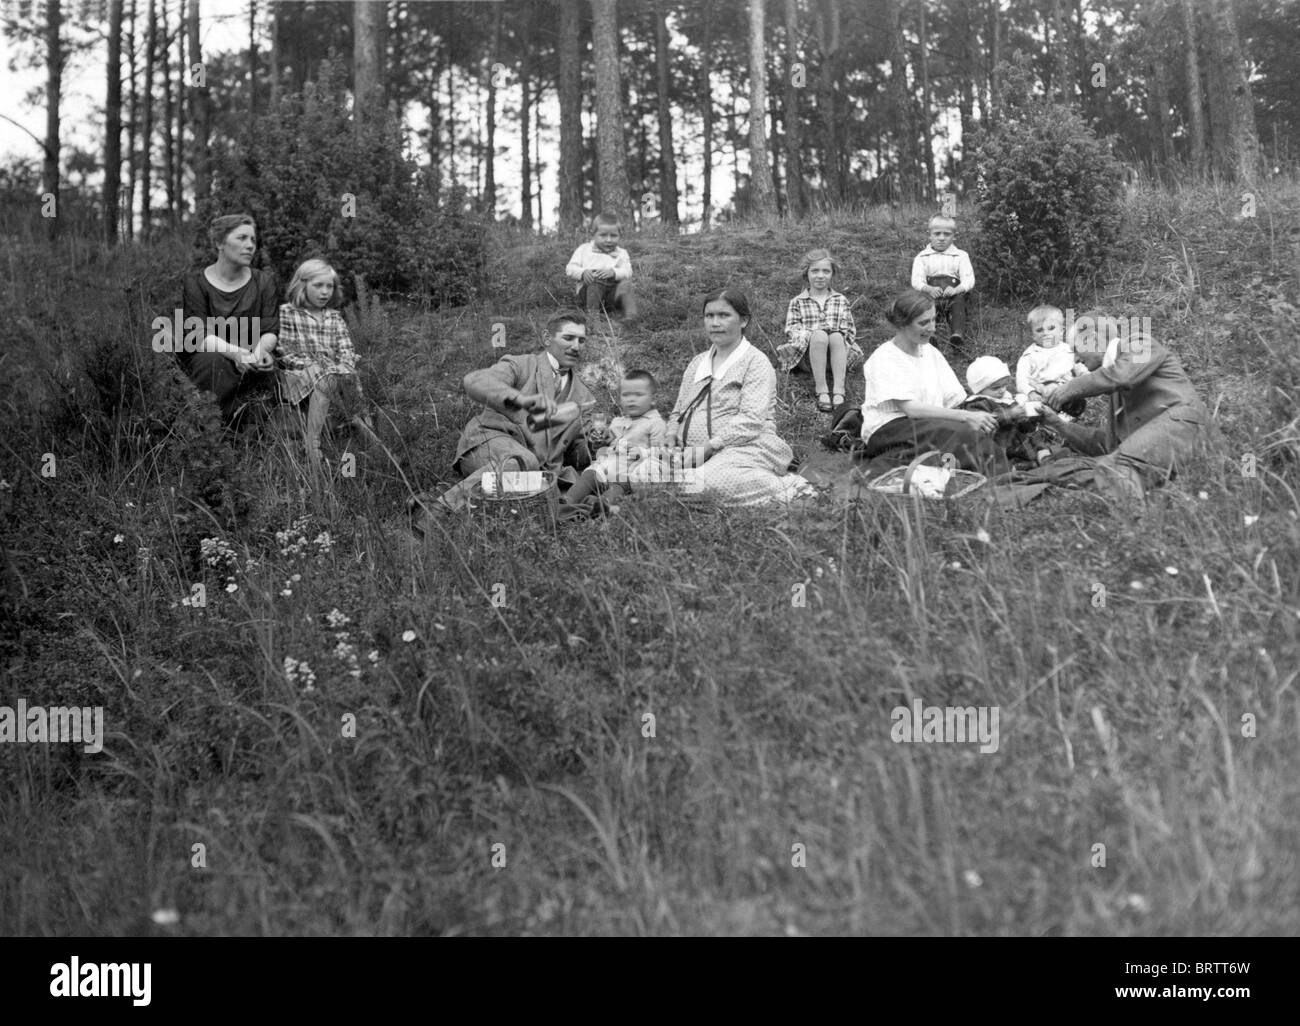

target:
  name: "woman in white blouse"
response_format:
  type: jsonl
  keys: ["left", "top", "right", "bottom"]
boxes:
{"left": 667, "top": 289, "right": 814, "bottom": 505}
{"left": 859, "top": 290, "right": 1001, "bottom": 470}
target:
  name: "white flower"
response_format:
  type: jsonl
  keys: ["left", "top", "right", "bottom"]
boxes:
{"left": 1164, "top": 567, "right": 1178, "bottom": 576}
{"left": 313, "top": 531, "right": 333, "bottom": 554}
{"left": 150, "top": 908, "right": 180, "bottom": 926}
{"left": 325, "top": 608, "right": 351, "bottom": 629}
{"left": 1244, "top": 514, "right": 1259, "bottom": 527}
{"left": 963, "top": 870, "right": 983, "bottom": 888}
{"left": 281, "top": 586, "right": 293, "bottom": 597}
{"left": 113, "top": 534, "right": 124, "bottom": 544}
{"left": 367, "top": 650, "right": 379, "bottom": 664}
{"left": 402, "top": 630, "right": 416, "bottom": 643}
{"left": 283, "top": 655, "right": 317, "bottom": 690}
{"left": 1198, "top": 491, "right": 1209, "bottom": 500}
{"left": 225, "top": 582, "right": 238, "bottom": 593}
{"left": 1124, "top": 893, "right": 1150, "bottom": 915}
{"left": 1130, "top": 580, "right": 1144, "bottom": 590}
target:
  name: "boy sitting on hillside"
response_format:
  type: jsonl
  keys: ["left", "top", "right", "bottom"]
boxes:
{"left": 566, "top": 211, "right": 638, "bottom": 323}
{"left": 911, "top": 214, "right": 975, "bottom": 347}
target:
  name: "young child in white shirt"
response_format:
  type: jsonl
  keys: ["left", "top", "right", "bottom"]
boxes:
{"left": 1017, "top": 305, "right": 1087, "bottom": 419}
{"left": 561, "top": 370, "right": 666, "bottom": 514}
{"left": 565, "top": 211, "right": 638, "bottom": 322}
{"left": 910, "top": 214, "right": 975, "bottom": 347}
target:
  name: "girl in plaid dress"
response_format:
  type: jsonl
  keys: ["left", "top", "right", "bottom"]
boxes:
{"left": 276, "top": 259, "right": 378, "bottom": 460}
{"left": 778, "top": 249, "right": 864, "bottom": 414}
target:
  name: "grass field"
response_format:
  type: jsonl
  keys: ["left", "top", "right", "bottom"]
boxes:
{"left": 2, "top": 179, "right": 1299, "bottom": 935}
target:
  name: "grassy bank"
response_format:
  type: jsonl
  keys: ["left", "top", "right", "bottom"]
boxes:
{"left": 2, "top": 181, "right": 1299, "bottom": 935}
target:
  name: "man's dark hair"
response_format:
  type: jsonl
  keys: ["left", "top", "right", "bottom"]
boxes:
{"left": 545, "top": 309, "right": 587, "bottom": 336}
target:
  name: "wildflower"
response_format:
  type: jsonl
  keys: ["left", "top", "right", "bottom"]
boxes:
{"left": 313, "top": 531, "right": 333, "bottom": 554}
{"left": 325, "top": 608, "right": 351, "bottom": 629}
{"left": 1165, "top": 566, "right": 1178, "bottom": 576}
{"left": 291, "top": 574, "right": 302, "bottom": 582}
{"left": 225, "top": 582, "right": 238, "bottom": 593}
{"left": 1198, "top": 491, "right": 1209, "bottom": 500}
{"left": 113, "top": 534, "right": 124, "bottom": 544}
{"left": 280, "top": 587, "right": 293, "bottom": 597}
{"left": 974, "top": 528, "right": 991, "bottom": 545}
{"left": 283, "top": 656, "right": 317, "bottom": 691}
{"left": 1124, "top": 893, "right": 1150, "bottom": 915}
{"left": 200, "top": 536, "right": 237, "bottom": 568}
{"left": 402, "top": 630, "right": 416, "bottom": 643}
{"left": 963, "top": 870, "right": 983, "bottom": 889}
{"left": 814, "top": 566, "right": 824, "bottom": 578}
{"left": 367, "top": 650, "right": 379, "bottom": 664}
{"left": 150, "top": 908, "right": 180, "bottom": 926}
{"left": 1130, "top": 580, "right": 1144, "bottom": 590}
{"left": 433, "top": 623, "right": 446, "bottom": 631}
{"left": 1244, "top": 514, "right": 1259, "bottom": 527}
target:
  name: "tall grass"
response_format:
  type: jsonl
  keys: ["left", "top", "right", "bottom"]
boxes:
{"left": 2, "top": 181, "right": 1299, "bottom": 935}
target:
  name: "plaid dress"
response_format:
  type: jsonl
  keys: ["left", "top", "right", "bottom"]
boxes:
{"left": 777, "top": 289, "right": 864, "bottom": 373}
{"left": 276, "top": 304, "right": 361, "bottom": 405}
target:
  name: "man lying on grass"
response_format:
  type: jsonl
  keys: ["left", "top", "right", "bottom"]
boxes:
{"left": 410, "top": 310, "right": 611, "bottom": 523}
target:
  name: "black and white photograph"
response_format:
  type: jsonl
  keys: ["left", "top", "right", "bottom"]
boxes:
{"left": 0, "top": 0, "right": 1297, "bottom": 981}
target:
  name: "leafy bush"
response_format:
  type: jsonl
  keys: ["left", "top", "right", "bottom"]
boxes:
{"left": 199, "top": 63, "right": 485, "bottom": 306}
{"left": 971, "top": 55, "right": 1125, "bottom": 299}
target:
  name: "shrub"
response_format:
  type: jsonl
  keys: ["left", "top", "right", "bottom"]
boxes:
{"left": 971, "top": 54, "right": 1125, "bottom": 299}
{"left": 199, "top": 62, "right": 486, "bottom": 306}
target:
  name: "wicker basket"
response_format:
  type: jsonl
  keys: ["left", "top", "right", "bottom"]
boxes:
{"left": 866, "top": 450, "right": 987, "bottom": 500}
{"left": 469, "top": 469, "right": 561, "bottom": 522}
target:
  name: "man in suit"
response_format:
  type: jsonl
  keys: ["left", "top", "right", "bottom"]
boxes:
{"left": 453, "top": 310, "right": 601, "bottom": 480}
{"left": 412, "top": 310, "right": 608, "bottom": 524}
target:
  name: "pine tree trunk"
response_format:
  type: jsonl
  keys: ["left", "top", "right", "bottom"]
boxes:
{"left": 162, "top": 0, "right": 175, "bottom": 226}
{"left": 175, "top": 2, "right": 184, "bottom": 218}
{"left": 700, "top": 2, "right": 714, "bottom": 228}
{"left": 956, "top": 0, "right": 974, "bottom": 188}
{"left": 782, "top": 0, "right": 805, "bottom": 215}
{"left": 187, "top": 0, "right": 209, "bottom": 208}
{"left": 988, "top": 0, "right": 1000, "bottom": 121}
{"left": 918, "top": 2, "right": 934, "bottom": 200}
{"left": 653, "top": 0, "right": 679, "bottom": 225}
{"left": 885, "top": 0, "right": 919, "bottom": 201}
{"left": 520, "top": 3, "right": 533, "bottom": 228}
{"left": 1204, "top": 0, "right": 1258, "bottom": 181}
{"left": 444, "top": 2, "right": 456, "bottom": 186}
{"left": 269, "top": 0, "right": 280, "bottom": 107}
{"left": 1050, "top": 0, "right": 1069, "bottom": 103}
{"left": 354, "top": 0, "right": 386, "bottom": 121}
{"left": 247, "top": 0, "right": 256, "bottom": 120}
{"left": 558, "top": 0, "right": 583, "bottom": 231}
{"left": 105, "top": 0, "right": 123, "bottom": 244}
{"left": 126, "top": 0, "right": 137, "bottom": 239}
{"left": 590, "top": 0, "right": 633, "bottom": 224}
{"left": 746, "top": 0, "right": 777, "bottom": 218}
{"left": 1180, "top": 0, "right": 1207, "bottom": 172}
{"left": 142, "top": 0, "right": 155, "bottom": 239}
{"left": 483, "top": 3, "right": 500, "bottom": 217}
{"left": 815, "top": 0, "right": 841, "bottom": 204}
{"left": 44, "top": 0, "right": 62, "bottom": 241}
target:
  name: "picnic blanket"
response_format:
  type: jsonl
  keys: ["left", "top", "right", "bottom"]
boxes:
{"left": 796, "top": 447, "right": 1116, "bottom": 509}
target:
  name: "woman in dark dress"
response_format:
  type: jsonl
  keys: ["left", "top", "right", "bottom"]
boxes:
{"left": 177, "top": 213, "right": 281, "bottom": 426}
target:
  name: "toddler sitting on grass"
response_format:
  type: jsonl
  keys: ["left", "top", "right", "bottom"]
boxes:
{"left": 1017, "top": 305, "right": 1087, "bottom": 420}
{"left": 562, "top": 370, "right": 666, "bottom": 515}
{"left": 962, "top": 356, "right": 1061, "bottom": 467}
